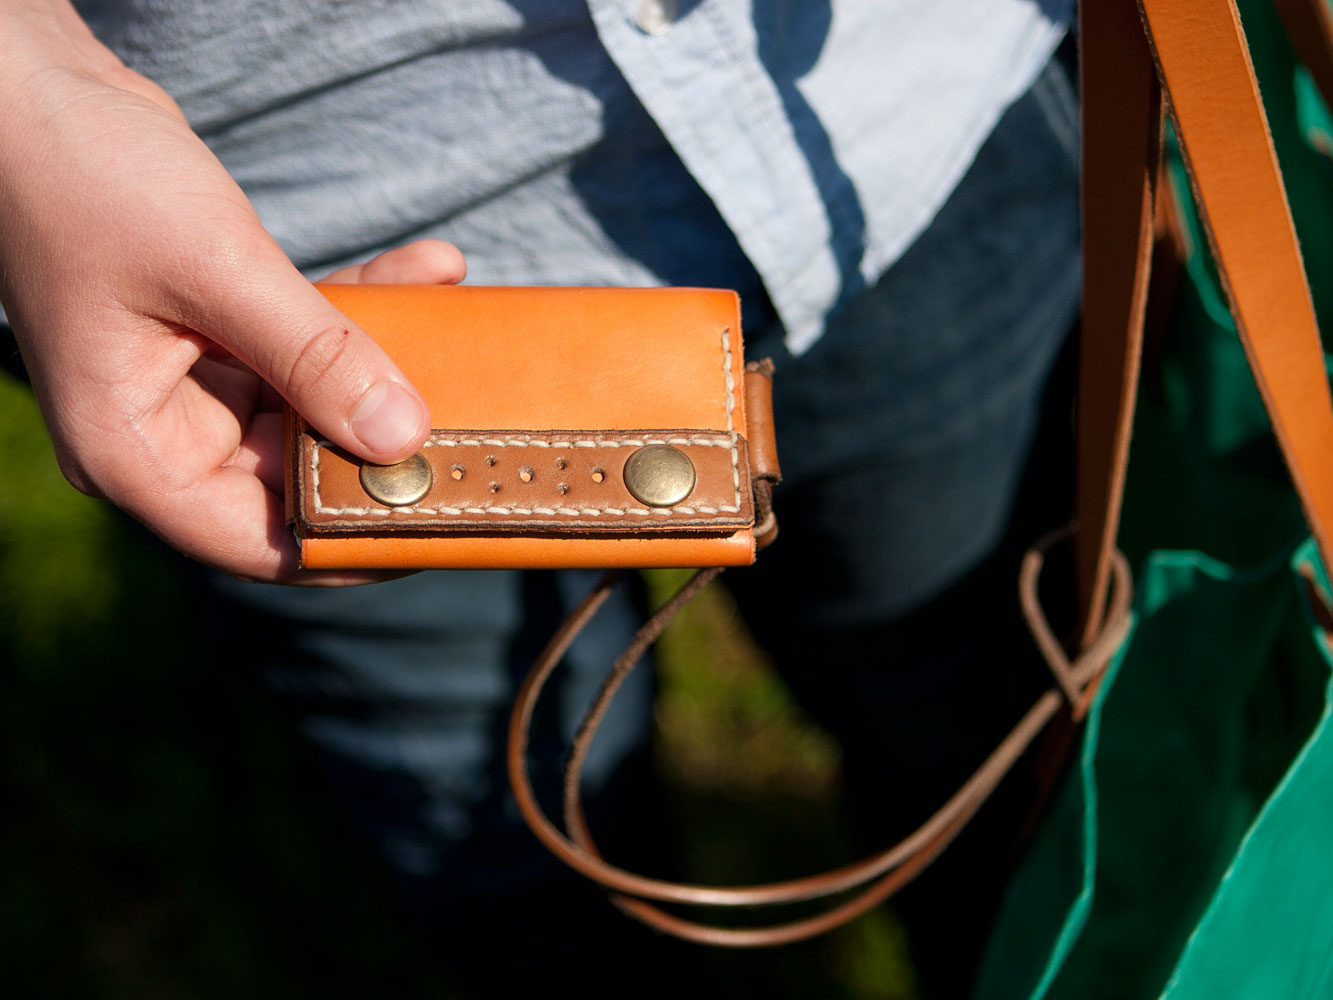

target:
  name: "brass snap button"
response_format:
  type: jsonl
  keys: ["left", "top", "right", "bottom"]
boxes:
{"left": 359, "top": 452, "right": 433, "bottom": 507}
{"left": 623, "top": 444, "right": 695, "bottom": 507}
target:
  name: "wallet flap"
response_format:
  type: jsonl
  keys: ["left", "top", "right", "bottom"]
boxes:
{"left": 287, "top": 285, "right": 760, "bottom": 570}
{"left": 315, "top": 284, "right": 745, "bottom": 431}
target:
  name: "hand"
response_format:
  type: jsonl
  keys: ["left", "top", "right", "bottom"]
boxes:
{"left": 0, "top": 2, "right": 463, "bottom": 583}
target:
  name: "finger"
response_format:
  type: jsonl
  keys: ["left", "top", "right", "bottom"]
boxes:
{"left": 245, "top": 568, "right": 420, "bottom": 587}
{"left": 319, "top": 262, "right": 366, "bottom": 284}
{"left": 321, "top": 239, "right": 467, "bottom": 285}
{"left": 199, "top": 475, "right": 416, "bottom": 587}
{"left": 358, "top": 239, "right": 467, "bottom": 284}
{"left": 179, "top": 239, "right": 431, "bottom": 465}
{"left": 222, "top": 410, "right": 285, "bottom": 494}
{"left": 130, "top": 459, "right": 401, "bottom": 585}
{"left": 108, "top": 371, "right": 390, "bottom": 584}
{"left": 189, "top": 353, "right": 261, "bottom": 428}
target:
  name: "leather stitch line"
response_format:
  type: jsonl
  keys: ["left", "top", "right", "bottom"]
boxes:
{"left": 721, "top": 329, "right": 740, "bottom": 502}
{"left": 418, "top": 436, "right": 735, "bottom": 449}
{"left": 309, "top": 326, "right": 744, "bottom": 517}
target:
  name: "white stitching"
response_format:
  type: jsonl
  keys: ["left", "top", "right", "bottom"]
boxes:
{"left": 421, "top": 435, "right": 733, "bottom": 449}
{"left": 721, "top": 329, "right": 735, "bottom": 437}
{"left": 721, "top": 329, "right": 741, "bottom": 506}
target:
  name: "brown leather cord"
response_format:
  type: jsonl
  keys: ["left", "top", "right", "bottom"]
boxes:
{"left": 1020, "top": 527, "right": 1135, "bottom": 723}
{"left": 744, "top": 359, "right": 781, "bottom": 552}
{"left": 504, "top": 529, "right": 1133, "bottom": 946}
{"left": 557, "top": 562, "right": 987, "bottom": 944}
{"left": 582, "top": 773, "right": 985, "bottom": 948}
{"left": 560, "top": 566, "right": 726, "bottom": 854}
{"left": 750, "top": 477, "right": 777, "bottom": 550}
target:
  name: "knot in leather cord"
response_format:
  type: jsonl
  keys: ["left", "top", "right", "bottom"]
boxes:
{"left": 1020, "top": 524, "right": 1134, "bottom": 722}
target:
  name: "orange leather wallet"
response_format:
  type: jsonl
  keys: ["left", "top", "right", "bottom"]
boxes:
{"left": 284, "top": 284, "right": 779, "bottom": 570}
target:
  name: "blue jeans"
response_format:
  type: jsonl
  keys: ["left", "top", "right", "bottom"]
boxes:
{"left": 206, "top": 56, "right": 1080, "bottom": 996}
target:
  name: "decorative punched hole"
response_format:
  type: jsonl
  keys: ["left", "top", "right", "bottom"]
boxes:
{"left": 450, "top": 465, "right": 465, "bottom": 481}
{"left": 489, "top": 481, "right": 501, "bottom": 494}
{"left": 590, "top": 467, "right": 606, "bottom": 484}
{"left": 518, "top": 466, "right": 534, "bottom": 483}
{"left": 485, "top": 455, "right": 497, "bottom": 467}
{"left": 558, "top": 483, "right": 569, "bottom": 495}
{"left": 555, "top": 458, "right": 567, "bottom": 470}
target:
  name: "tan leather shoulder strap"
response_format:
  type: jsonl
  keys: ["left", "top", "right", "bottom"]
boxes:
{"left": 1142, "top": 0, "right": 1333, "bottom": 574}
{"left": 1076, "top": 0, "right": 1333, "bottom": 636}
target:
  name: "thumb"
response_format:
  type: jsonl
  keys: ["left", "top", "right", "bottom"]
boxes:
{"left": 193, "top": 252, "right": 430, "bottom": 463}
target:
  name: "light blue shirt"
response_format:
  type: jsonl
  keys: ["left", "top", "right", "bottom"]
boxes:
{"left": 76, "top": 0, "right": 1071, "bottom": 352}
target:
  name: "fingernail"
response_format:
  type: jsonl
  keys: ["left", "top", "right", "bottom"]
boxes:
{"left": 351, "top": 382, "right": 426, "bottom": 455}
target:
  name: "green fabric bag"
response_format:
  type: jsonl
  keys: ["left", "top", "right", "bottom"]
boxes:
{"left": 973, "top": 2, "right": 1333, "bottom": 996}
{"left": 975, "top": 544, "right": 1333, "bottom": 999}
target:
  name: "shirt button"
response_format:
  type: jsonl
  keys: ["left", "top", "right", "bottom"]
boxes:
{"left": 634, "top": 0, "right": 677, "bottom": 36}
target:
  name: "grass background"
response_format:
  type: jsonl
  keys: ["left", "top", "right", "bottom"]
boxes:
{"left": 1, "top": 367, "right": 916, "bottom": 998}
